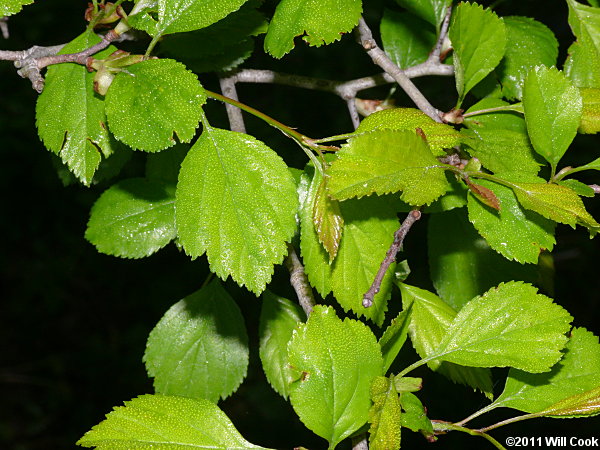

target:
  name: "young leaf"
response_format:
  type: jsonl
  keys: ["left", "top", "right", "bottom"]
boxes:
{"left": 299, "top": 167, "right": 334, "bottom": 297}
{"left": 313, "top": 176, "right": 344, "bottom": 260}
{"left": 449, "top": 2, "right": 506, "bottom": 103}
{"left": 400, "top": 392, "right": 433, "bottom": 434}
{"left": 369, "top": 376, "right": 402, "bottom": 450}
{"left": 380, "top": 9, "right": 436, "bottom": 70}
{"left": 36, "top": 31, "right": 118, "bottom": 186}
{"left": 128, "top": 0, "right": 250, "bottom": 37}
{"left": 356, "top": 108, "right": 462, "bottom": 155}
{"left": 431, "top": 281, "right": 573, "bottom": 373}
{"left": 510, "top": 181, "right": 600, "bottom": 234}
{"left": 287, "top": 305, "right": 383, "bottom": 448}
{"left": 259, "top": 291, "right": 305, "bottom": 399}
{"left": 460, "top": 128, "right": 541, "bottom": 175}
{"left": 498, "top": 16, "right": 559, "bottom": 100}
{"left": 399, "top": 283, "right": 493, "bottom": 396}
{"left": 0, "top": 0, "right": 33, "bottom": 16}
{"left": 564, "top": 0, "right": 600, "bottom": 88}
{"left": 492, "top": 328, "right": 600, "bottom": 414}
{"left": 394, "top": 0, "right": 452, "bottom": 29}
{"left": 380, "top": 307, "right": 412, "bottom": 373}
{"left": 176, "top": 127, "right": 298, "bottom": 294}
{"left": 523, "top": 66, "right": 583, "bottom": 167}
{"left": 327, "top": 130, "right": 449, "bottom": 206}
{"left": 144, "top": 280, "right": 249, "bottom": 403}
{"left": 536, "top": 385, "right": 600, "bottom": 418}
{"left": 428, "top": 209, "right": 539, "bottom": 310}
{"left": 105, "top": 59, "right": 206, "bottom": 152}
{"left": 393, "top": 376, "right": 422, "bottom": 393}
{"left": 77, "top": 394, "right": 270, "bottom": 449}
{"left": 159, "top": 2, "right": 267, "bottom": 73}
{"left": 264, "top": 0, "right": 362, "bottom": 58}
{"left": 85, "top": 178, "right": 176, "bottom": 259}
{"left": 580, "top": 88, "right": 600, "bottom": 133}
{"left": 467, "top": 178, "right": 556, "bottom": 264}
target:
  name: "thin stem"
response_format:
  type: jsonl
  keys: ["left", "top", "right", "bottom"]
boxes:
{"left": 455, "top": 403, "right": 499, "bottom": 427}
{"left": 285, "top": 244, "right": 316, "bottom": 317}
{"left": 0, "top": 16, "right": 9, "bottom": 39}
{"left": 479, "top": 412, "right": 542, "bottom": 433}
{"left": 432, "top": 422, "right": 506, "bottom": 450}
{"left": 363, "top": 210, "right": 422, "bottom": 307}
{"left": 432, "top": 6, "right": 453, "bottom": 58}
{"left": 346, "top": 98, "right": 360, "bottom": 129}
{"left": 355, "top": 17, "right": 443, "bottom": 122}
{"left": 219, "top": 75, "right": 246, "bottom": 133}
{"left": 145, "top": 34, "right": 161, "bottom": 57}
{"left": 462, "top": 104, "right": 524, "bottom": 119}
{"left": 396, "top": 356, "right": 434, "bottom": 378}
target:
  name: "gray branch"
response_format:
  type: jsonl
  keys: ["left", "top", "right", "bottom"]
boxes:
{"left": 352, "top": 435, "right": 369, "bottom": 450}
{"left": 355, "top": 17, "right": 443, "bottom": 123}
{"left": 219, "top": 74, "right": 246, "bottom": 133}
{"left": 0, "top": 16, "right": 9, "bottom": 39}
{"left": 285, "top": 243, "right": 316, "bottom": 316}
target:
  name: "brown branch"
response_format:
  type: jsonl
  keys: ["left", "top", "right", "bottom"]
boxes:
{"left": 219, "top": 74, "right": 246, "bottom": 133}
{"left": 363, "top": 210, "right": 422, "bottom": 308}
{"left": 285, "top": 243, "right": 316, "bottom": 316}
{"left": 355, "top": 17, "right": 443, "bottom": 123}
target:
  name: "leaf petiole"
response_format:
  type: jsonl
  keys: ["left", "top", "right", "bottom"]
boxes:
{"left": 432, "top": 421, "right": 507, "bottom": 450}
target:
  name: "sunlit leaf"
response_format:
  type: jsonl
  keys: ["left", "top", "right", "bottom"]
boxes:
{"left": 144, "top": 280, "right": 249, "bottom": 402}
{"left": 579, "top": 88, "right": 600, "bottom": 133}
{"left": 368, "top": 376, "right": 401, "bottom": 450}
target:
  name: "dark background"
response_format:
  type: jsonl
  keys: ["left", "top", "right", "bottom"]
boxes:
{"left": 1, "top": 0, "right": 599, "bottom": 448}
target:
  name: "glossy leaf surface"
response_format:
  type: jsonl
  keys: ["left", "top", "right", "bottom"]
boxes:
{"left": 428, "top": 209, "right": 539, "bottom": 310}
{"left": 381, "top": 9, "right": 436, "bottom": 69}
{"left": 313, "top": 176, "right": 344, "bottom": 260}
{"left": 537, "top": 386, "right": 600, "bottom": 418}
{"left": 176, "top": 128, "right": 298, "bottom": 294}
{"left": 493, "top": 328, "right": 600, "bottom": 414}
{"left": 105, "top": 59, "right": 206, "bottom": 152}
{"left": 498, "top": 16, "right": 559, "bottom": 100}
{"left": 467, "top": 179, "right": 556, "bottom": 264}
{"left": 77, "top": 394, "right": 268, "bottom": 449}
{"left": 449, "top": 2, "right": 506, "bottom": 103}
{"left": 327, "top": 130, "right": 448, "bottom": 206}
{"left": 0, "top": 0, "right": 33, "bottom": 16}
{"left": 380, "top": 308, "right": 412, "bottom": 373}
{"left": 400, "top": 392, "right": 433, "bottom": 433}
{"left": 523, "top": 66, "right": 582, "bottom": 166}
{"left": 394, "top": 0, "right": 451, "bottom": 29}
{"left": 259, "top": 291, "right": 305, "bottom": 399}
{"left": 287, "top": 306, "right": 383, "bottom": 448}
{"left": 431, "top": 282, "right": 573, "bottom": 373}
{"left": 144, "top": 280, "right": 249, "bottom": 402}
{"left": 36, "top": 32, "right": 117, "bottom": 186}
{"left": 369, "top": 376, "right": 401, "bottom": 450}
{"left": 85, "top": 178, "right": 176, "bottom": 258}
{"left": 264, "top": 0, "right": 362, "bottom": 58}
{"left": 565, "top": 0, "right": 600, "bottom": 88}
{"left": 580, "top": 87, "right": 600, "bottom": 133}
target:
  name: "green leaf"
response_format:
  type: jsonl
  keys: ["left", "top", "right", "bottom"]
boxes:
{"left": 145, "top": 143, "right": 189, "bottom": 183}
{"left": 264, "top": 0, "right": 362, "bottom": 58}
{"left": 467, "top": 178, "right": 556, "bottom": 264}
{"left": 159, "top": 2, "right": 267, "bottom": 73}
{"left": 430, "top": 281, "right": 573, "bottom": 373}
{"left": 287, "top": 305, "right": 383, "bottom": 448}
{"left": 394, "top": 0, "right": 451, "bottom": 29}
{"left": 428, "top": 208, "right": 540, "bottom": 310}
{"left": 399, "top": 283, "right": 493, "bottom": 396}
{"left": 449, "top": 2, "right": 506, "bottom": 103}
{"left": 536, "top": 385, "right": 600, "bottom": 418}
{"left": 393, "top": 376, "right": 422, "bottom": 393}
{"left": 259, "top": 291, "right": 305, "bottom": 399}
{"left": 0, "top": 0, "right": 33, "bottom": 16}
{"left": 144, "top": 280, "right": 249, "bottom": 402}
{"left": 559, "top": 179, "right": 596, "bottom": 197}
{"left": 380, "top": 9, "right": 437, "bottom": 70}
{"left": 85, "top": 178, "right": 176, "bottom": 259}
{"left": 461, "top": 128, "right": 541, "bottom": 175}
{"left": 128, "top": 0, "right": 250, "bottom": 37}
{"left": 399, "top": 392, "right": 433, "bottom": 434}
{"left": 498, "top": 16, "right": 559, "bottom": 100}
{"left": 327, "top": 130, "right": 449, "bottom": 206}
{"left": 299, "top": 166, "right": 334, "bottom": 297}
{"left": 368, "top": 376, "right": 402, "bottom": 450}
{"left": 523, "top": 66, "right": 583, "bottom": 167}
{"left": 36, "top": 31, "right": 118, "bottom": 186}
{"left": 356, "top": 108, "right": 462, "bottom": 155}
{"left": 105, "top": 59, "right": 206, "bottom": 152}
{"left": 77, "top": 394, "right": 269, "bottom": 449}
{"left": 492, "top": 328, "right": 600, "bottom": 414}
{"left": 313, "top": 176, "right": 344, "bottom": 260}
{"left": 579, "top": 88, "right": 600, "bottom": 133}
{"left": 176, "top": 127, "right": 298, "bottom": 294}
{"left": 572, "top": 156, "right": 600, "bottom": 172}
{"left": 463, "top": 98, "right": 527, "bottom": 133}
{"left": 423, "top": 174, "right": 469, "bottom": 213}
{"left": 565, "top": 0, "right": 600, "bottom": 88}
{"left": 380, "top": 307, "right": 412, "bottom": 373}
{"left": 510, "top": 181, "right": 600, "bottom": 234}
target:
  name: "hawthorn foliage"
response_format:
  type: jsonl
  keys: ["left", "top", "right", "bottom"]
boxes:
{"left": 2, "top": 0, "right": 600, "bottom": 449}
